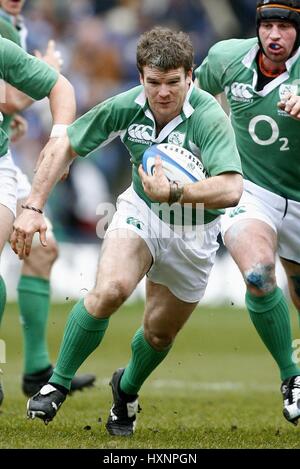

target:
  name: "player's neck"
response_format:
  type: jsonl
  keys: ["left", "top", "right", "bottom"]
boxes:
{"left": 259, "top": 52, "right": 286, "bottom": 78}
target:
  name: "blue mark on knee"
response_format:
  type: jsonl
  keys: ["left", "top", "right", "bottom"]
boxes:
{"left": 246, "top": 272, "right": 264, "bottom": 289}
{"left": 245, "top": 264, "right": 275, "bottom": 293}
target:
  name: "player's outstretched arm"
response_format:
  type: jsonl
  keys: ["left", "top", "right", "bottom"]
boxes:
{"left": 11, "top": 134, "right": 76, "bottom": 259}
{"left": 10, "top": 69, "right": 76, "bottom": 257}
{"left": 48, "top": 74, "right": 76, "bottom": 126}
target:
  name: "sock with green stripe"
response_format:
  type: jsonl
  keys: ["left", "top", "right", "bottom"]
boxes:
{"left": 50, "top": 298, "right": 109, "bottom": 391}
{"left": 18, "top": 275, "right": 51, "bottom": 374}
{"left": 0, "top": 275, "right": 6, "bottom": 326}
{"left": 120, "top": 327, "right": 172, "bottom": 396}
{"left": 246, "top": 287, "right": 300, "bottom": 381}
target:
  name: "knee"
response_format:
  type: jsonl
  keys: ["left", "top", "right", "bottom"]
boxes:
{"left": 144, "top": 320, "right": 174, "bottom": 351}
{"left": 29, "top": 237, "right": 59, "bottom": 265}
{"left": 244, "top": 262, "right": 276, "bottom": 296}
{"left": 23, "top": 237, "right": 59, "bottom": 277}
{"left": 43, "top": 237, "right": 59, "bottom": 263}
{"left": 86, "top": 279, "right": 131, "bottom": 317}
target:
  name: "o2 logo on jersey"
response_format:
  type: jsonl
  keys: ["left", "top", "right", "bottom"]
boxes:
{"left": 248, "top": 114, "right": 289, "bottom": 151}
{"left": 128, "top": 124, "right": 153, "bottom": 143}
{"left": 231, "top": 82, "right": 253, "bottom": 102}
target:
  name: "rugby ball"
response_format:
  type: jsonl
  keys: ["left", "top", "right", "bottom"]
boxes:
{"left": 142, "top": 143, "right": 206, "bottom": 184}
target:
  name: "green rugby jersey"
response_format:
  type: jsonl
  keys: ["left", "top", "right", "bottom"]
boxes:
{"left": 0, "top": 37, "right": 58, "bottom": 157}
{"left": 0, "top": 13, "right": 22, "bottom": 136}
{"left": 0, "top": 15, "right": 20, "bottom": 46}
{"left": 67, "top": 84, "right": 242, "bottom": 225}
{"left": 195, "top": 38, "right": 300, "bottom": 202}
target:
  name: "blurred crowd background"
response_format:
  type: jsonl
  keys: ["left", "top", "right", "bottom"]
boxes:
{"left": 12, "top": 0, "right": 257, "bottom": 243}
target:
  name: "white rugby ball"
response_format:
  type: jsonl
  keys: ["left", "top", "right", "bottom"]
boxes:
{"left": 142, "top": 143, "right": 206, "bottom": 184}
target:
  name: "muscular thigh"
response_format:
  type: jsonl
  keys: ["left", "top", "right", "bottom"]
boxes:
{"left": 94, "top": 229, "right": 152, "bottom": 293}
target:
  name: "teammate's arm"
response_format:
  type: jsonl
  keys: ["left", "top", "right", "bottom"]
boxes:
{"left": 10, "top": 113, "right": 28, "bottom": 142}
{"left": 0, "top": 84, "right": 33, "bottom": 114}
{"left": 0, "top": 39, "right": 63, "bottom": 114}
{"left": 278, "top": 93, "right": 300, "bottom": 120}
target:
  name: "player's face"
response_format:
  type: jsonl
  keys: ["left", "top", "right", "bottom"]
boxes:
{"left": 0, "top": 0, "right": 25, "bottom": 16}
{"left": 259, "top": 21, "right": 297, "bottom": 64}
{"left": 140, "top": 66, "right": 192, "bottom": 129}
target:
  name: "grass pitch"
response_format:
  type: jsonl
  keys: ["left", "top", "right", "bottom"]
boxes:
{"left": 0, "top": 300, "right": 299, "bottom": 449}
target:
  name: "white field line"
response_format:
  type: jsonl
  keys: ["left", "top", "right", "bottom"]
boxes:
{"left": 98, "top": 378, "right": 277, "bottom": 392}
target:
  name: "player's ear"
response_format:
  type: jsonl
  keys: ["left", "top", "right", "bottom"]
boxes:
{"left": 139, "top": 72, "right": 144, "bottom": 85}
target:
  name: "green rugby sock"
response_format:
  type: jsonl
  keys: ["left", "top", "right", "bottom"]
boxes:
{"left": 0, "top": 275, "right": 6, "bottom": 326}
{"left": 120, "top": 327, "right": 172, "bottom": 395}
{"left": 246, "top": 287, "right": 300, "bottom": 381}
{"left": 18, "top": 275, "right": 51, "bottom": 374}
{"left": 50, "top": 299, "right": 109, "bottom": 390}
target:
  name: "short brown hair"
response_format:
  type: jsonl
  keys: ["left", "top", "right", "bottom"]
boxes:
{"left": 136, "top": 27, "right": 194, "bottom": 75}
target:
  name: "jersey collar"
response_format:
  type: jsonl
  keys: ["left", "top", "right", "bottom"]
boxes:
{"left": 0, "top": 8, "right": 27, "bottom": 49}
{"left": 134, "top": 82, "right": 195, "bottom": 142}
{"left": 242, "top": 42, "right": 300, "bottom": 95}
{"left": 242, "top": 42, "right": 300, "bottom": 72}
{"left": 134, "top": 81, "right": 195, "bottom": 118}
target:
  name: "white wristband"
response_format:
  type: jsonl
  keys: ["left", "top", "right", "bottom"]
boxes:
{"left": 50, "top": 124, "right": 68, "bottom": 138}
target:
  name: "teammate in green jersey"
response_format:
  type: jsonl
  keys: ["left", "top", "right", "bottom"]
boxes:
{"left": 11, "top": 27, "right": 243, "bottom": 435}
{"left": 195, "top": 0, "right": 300, "bottom": 425}
{"left": 0, "top": 33, "right": 76, "bottom": 405}
{"left": 0, "top": 0, "right": 95, "bottom": 406}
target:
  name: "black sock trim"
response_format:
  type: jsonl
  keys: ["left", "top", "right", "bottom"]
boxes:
{"left": 50, "top": 382, "right": 69, "bottom": 396}
{"left": 118, "top": 380, "right": 137, "bottom": 402}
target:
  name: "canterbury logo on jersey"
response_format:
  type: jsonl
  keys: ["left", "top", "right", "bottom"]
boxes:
{"left": 128, "top": 124, "right": 153, "bottom": 143}
{"left": 231, "top": 82, "right": 253, "bottom": 102}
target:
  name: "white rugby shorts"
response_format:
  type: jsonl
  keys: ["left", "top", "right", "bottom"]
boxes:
{"left": 222, "top": 180, "right": 300, "bottom": 263}
{"left": 106, "top": 186, "right": 220, "bottom": 303}
{"left": 0, "top": 151, "right": 18, "bottom": 216}
{"left": 15, "top": 164, "right": 31, "bottom": 201}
